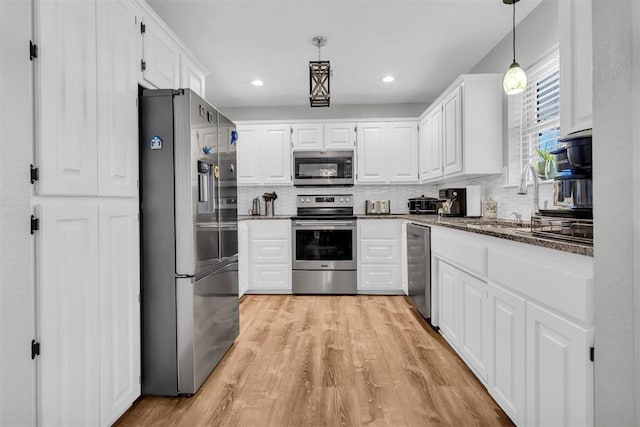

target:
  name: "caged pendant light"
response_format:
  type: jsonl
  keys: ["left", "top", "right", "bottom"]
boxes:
{"left": 503, "top": 0, "right": 527, "bottom": 95}
{"left": 309, "top": 36, "right": 330, "bottom": 107}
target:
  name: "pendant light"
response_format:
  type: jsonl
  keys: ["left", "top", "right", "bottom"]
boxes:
{"left": 503, "top": 0, "right": 527, "bottom": 95}
{"left": 309, "top": 36, "right": 330, "bottom": 107}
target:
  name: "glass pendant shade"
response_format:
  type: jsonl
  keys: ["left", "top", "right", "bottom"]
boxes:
{"left": 503, "top": 61, "right": 527, "bottom": 95}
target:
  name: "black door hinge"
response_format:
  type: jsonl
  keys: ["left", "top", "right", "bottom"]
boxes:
{"left": 31, "top": 340, "right": 40, "bottom": 359}
{"left": 140, "top": 22, "right": 146, "bottom": 34}
{"left": 590, "top": 346, "right": 595, "bottom": 362}
{"left": 30, "top": 215, "right": 39, "bottom": 235}
{"left": 141, "top": 59, "right": 146, "bottom": 72}
{"left": 29, "top": 41, "right": 38, "bottom": 60}
{"left": 30, "top": 164, "right": 39, "bottom": 184}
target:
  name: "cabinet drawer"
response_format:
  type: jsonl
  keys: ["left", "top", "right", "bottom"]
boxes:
{"left": 359, "top": 220, "right": 400, "bottom": 239}
{"left": 359, "top": 265, "right": 401, "bottom": 290}
{"left": 360, "top": 239, "right": 399, "bottom": 264}
{"left": 250, "top": 220, "right": 290, "bottom": 239}
{"left": 251, "top": 265, "right": 290, "bottom": 290}
{"left": 251, "top": 239, "right": 289, "bottom": 264}
{"left": 432, "top": 228, "right": 487, "bottom": 276}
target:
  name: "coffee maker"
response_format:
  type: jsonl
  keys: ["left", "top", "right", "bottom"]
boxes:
{"left": 550, "top": 129, "right": 592, "bottom": 214}
{"left": 438, "top": 188, "right": 467, "bottom": 217}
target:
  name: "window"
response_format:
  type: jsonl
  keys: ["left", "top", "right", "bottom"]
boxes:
{"left": 508, "top": 50, "right": 560, "bottom": 183}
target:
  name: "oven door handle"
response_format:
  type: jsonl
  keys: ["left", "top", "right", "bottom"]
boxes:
{"left": 292, "top": 221, "right": 356, "bottom": 227}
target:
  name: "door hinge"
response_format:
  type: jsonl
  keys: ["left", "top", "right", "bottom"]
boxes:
{"left": 590, "top": 346, "right": 594, "bottom": 362}
{"left": 141, "top": 60, "right": 146, "bottom": 72}
{"left": 30, "top": 215, "right": 39, "bottom": 235}
{"left": 31, "top": 340, "right": 40, "bottom": 359}
{"left": 140, "top": 22, "right": 146, "bottom": 34}
{"left": 29, "top": 41, "right": 38, "bottom": 60}
{"left": 30, "top": 164, "right": 39, "bottom": 184}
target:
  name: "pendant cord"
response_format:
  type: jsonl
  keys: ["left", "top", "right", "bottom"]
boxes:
{"left": 318, "top": 45, "right": 321, "bottom": 61}
{"left": 512, "top": 1, "right": 516, "bottom": 63}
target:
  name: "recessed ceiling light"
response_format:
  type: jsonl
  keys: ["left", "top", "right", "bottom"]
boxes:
{"left": 251, "top": 79, "right": 264, "bottom": 87}
{"left": 382, "top": 76, "right": 395, "bottom": 83}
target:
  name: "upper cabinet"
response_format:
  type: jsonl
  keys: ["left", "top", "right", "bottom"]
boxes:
{"left": 356, "top": 121, "right": 419, "bottom": 184}
{"left": 418, "top": 74, "right": 503, "bottom": 183}
{"left": 559, "top": 0, "right": 593, "bottom": 135}
{"left": 140, "top": 16, "right": 180, "bottom": 89}
{"left": 291, "top": 123, "right": 356, "bottom": 151}
{"left": 180, "top": 55, "right": 206, "bottom": 99}
{"left": 236, "top": 124, "right": 292, "bottom": 186}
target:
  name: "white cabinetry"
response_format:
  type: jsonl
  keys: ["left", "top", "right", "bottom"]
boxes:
{"left": 437, "top": 260, "right": 461, "bottom": 347}
{"left": 324, "top": 123, "right": 357, "bottom": 150}
{"left": 37, "top": 201, "right": 100, "bottom": 426}
{"left": 35, "top": 0, "right": 98, "bottom": 196}
{"left": 526, "top": 302, "right": 592, "bottom": 427}
{"left": 459, "top": 271, "right": 489, "bottom": 381}
{"left": 140, "top": 16, "right": 180, "bottom": 89}
{"left": 356, "top": 122, "right": 418, "bottom": 184}
{"left": 487, "top": 283, "right": 525, "bottom": 426}
{"left": 237, "top": 124, "right": 292, "bottom": 186}
{"left": 559, "top": 0, "right": 593, "bottom": 135}
{"left": 291, "top": 123, "right": 356, "bottom": 151}
{"left": 358, "top": 220, "right": 403, "bottom": 293}
{"left": 180, "top": 55, "right": 206, "bottom": 99}
{"left": 98, "top": 201, "right": 140, "bottom": 427}
{"left": 417, "top": 74, "right": 502, "bottom": 183}
{"left": 246, "top": 220, "right": 291, "bottom": 293}
{"left": 291, "top": 124, "right": 323, "bottom": 150}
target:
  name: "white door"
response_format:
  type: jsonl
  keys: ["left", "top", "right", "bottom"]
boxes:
{"left": 442, "top": 85, "right": 463, "bottom": 176}
{"left": 141, "top": 17, "right": 180, "bottom": 89}
{"left": 324, "top": 123, "right": 356, "bottom": 150}
{"left": 180, "top": 55, "right": 206, "bottom": 99}
{"left": 37, "top": 200, "right": 100, "bottom": 426}
{"left": 526, "top": 302, "right": 592, "bottom": 427}
{"left": 291, "top": 124, "right": 323, "bottom": 150}
{"left": 356, "top": 123, "right": 388, "bottom": 183}
{"left": 428, "top": 108, "right": 444, "bottom": 180}
{"left": 418, "top": 116, "right": 431, "bottom": 182}
{"left": 98, "top": 201, "right": 140, "bottom": 427}
{"left": 96, "top": 0, "right": 139, "bottom": 198}
{"left": 236, "top": 126, "right": 261, "bottom": 185}
{"left": 487, "top": 283, "right": 526, "bottom": 426}
{"left": 388, "top": 122, "right": 418, "bottom": 183}
{"left": 262, "top": 125, "right": 291, "bottom": 184}
{"left": 438, "top": 260, "right": 460, "bottom": 347}
{"left": 459, "top": 272, "right": 489, "bottom": 381}
{"left": 35, "top": 0, "right": 98, "bottom": 196}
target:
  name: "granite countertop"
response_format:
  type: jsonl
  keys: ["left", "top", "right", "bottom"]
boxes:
{"left": 358, "top": 214, "right": 593, "bottom": 257}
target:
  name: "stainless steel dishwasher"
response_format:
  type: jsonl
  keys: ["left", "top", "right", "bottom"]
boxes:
{"left": 406, "top": 223, "right": 431, "bottom": 319}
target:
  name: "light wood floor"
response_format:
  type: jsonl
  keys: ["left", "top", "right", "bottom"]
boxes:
{"left": 116, "top": 295, "right": 513, "bottom": 426}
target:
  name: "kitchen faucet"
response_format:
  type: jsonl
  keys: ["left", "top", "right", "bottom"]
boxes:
{"left": 517, "top": 163, "right": 540, "bottom": 215}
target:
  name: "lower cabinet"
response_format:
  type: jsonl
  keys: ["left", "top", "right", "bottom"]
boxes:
{"left": 526, "top": 302, "right": 592, "bottom": 427}
{"left": 438, "top": 260, "right": 461, "bottom": 346}
{"left": 244, "top": 220, "right": 291, "bottom": 293}
{"left": 358, "top": 219, "right": 403, "bottom": 293}
{"left": 37, "top": 199, "right": 140, "bottom": 426}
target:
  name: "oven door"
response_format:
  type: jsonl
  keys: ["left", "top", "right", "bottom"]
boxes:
{"left": 293, "top": 151, "right": 354, "bottom": 186}
{"left": 292, "top": 219, "right": 357, "bottom": 270}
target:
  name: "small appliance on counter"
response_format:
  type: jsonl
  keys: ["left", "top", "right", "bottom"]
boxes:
{"left": 408, "top": 195, "right": 439, "bottom": 214}
{"left": 249, "top": 196, "right": 261, "bottom": 216}
{"left": 365, "top": 200, "right": 390, "bottom": 215}
{"left": 262, "top": 191, "right": 278, "bottom": 217}
{"left": 438, "top": 188, "right": 467, "bottom": 217}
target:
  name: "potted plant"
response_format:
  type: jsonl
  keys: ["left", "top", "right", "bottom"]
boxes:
{"left": 535, "top": 148, "right": 557, "bottom": 180}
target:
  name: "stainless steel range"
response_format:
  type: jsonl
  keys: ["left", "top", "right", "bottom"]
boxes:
{"left": 292, "top": 194, "right": 357, "bottom": 294}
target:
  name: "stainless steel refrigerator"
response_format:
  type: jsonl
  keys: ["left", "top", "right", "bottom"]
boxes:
{"left": 139, "top": 88, "right": 239, "bottom": 396}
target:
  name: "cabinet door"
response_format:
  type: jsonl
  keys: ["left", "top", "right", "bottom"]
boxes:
{"left": 98, "top": 201, "right": 140, "bottom": 427}
{"left": 356, "top": 123, "right": 388, "bottom": 183}
{"left": 526, "top": 302, "right": 592, "bottom": 427}
{"left": 38, "top": 200, "right": 100, "bottom": 426}
{"left": 559, "top": 0, "right": 592, "bottom": 135}
{"left": 487, "top": 283, "right": 526, "bottom": 426}
{"left": 460, "top": 272, "right": 489, "bottom": 381}
{"left": 442, "top": 85, "right": 463, "bottom": 176}
{"left": 97, "top": 0, "right": 139, "bottom": 197}
{"left": 418, "top": 116, "right": 431, "bottom": 181}
{"left": 141, "top": 18, "right": 180, "bottom": 89}
{"left": 291, "top": 124, "right": 323, "bottom": 150}
{"left": 180, "top": 55, "right": 206, "bottom": 99}
{"left": 324, "top": 123, "right": 356, "bottom": 150}
{"left": 236, "top": 126, "right": 261, "bottom": 185}
{"left": 262, "top": 125, "right": 292, "bottom": 184}
{"left": 35, "top": 0, "right": 98, "bottom": 196}
{"left": 388, "top": 122, "right": 418, "bottom": 183}
{"left": 438, "top": 260, "right": 461, "bottom": 346}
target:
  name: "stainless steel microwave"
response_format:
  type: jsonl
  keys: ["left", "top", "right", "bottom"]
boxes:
{"left": 293, "top": 151, "right": 354, "bottom": 186}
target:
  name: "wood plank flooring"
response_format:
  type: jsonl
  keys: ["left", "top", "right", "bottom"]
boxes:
{"left": 116, "top": 296, "right": 513, "bottom": 426}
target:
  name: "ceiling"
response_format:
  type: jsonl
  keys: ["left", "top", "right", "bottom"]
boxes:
{"left": 146, "top": 0, "right": 542, "bottom": 108}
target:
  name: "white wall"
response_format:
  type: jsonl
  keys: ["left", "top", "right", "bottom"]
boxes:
{"left": 0, "top": 0, "right": 36, "bottom": 425}
{"left": 592, "top": 0, "right": 636, "bottom": 424}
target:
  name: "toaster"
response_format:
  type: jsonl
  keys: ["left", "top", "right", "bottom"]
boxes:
{"left": 365, "top": 200, "right": 390, "bottom": 215}
{"left": 408, "top": 196, "right": 439, "bottom": 214}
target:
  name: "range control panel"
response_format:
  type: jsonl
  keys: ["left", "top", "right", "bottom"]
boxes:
{"left": 296, "top": 194, "right": 354, "bottom": 209}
